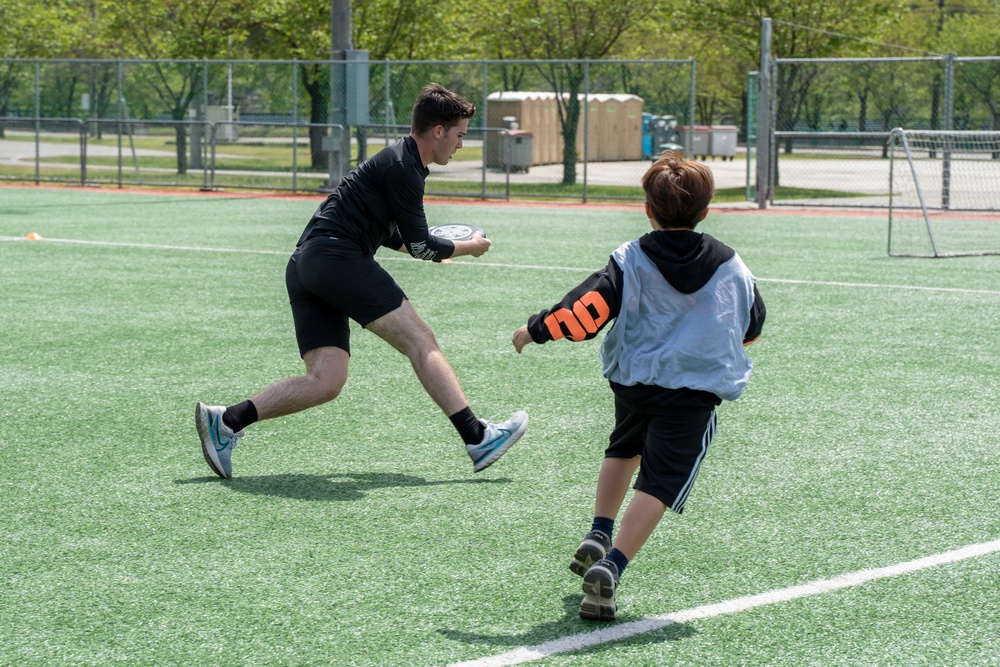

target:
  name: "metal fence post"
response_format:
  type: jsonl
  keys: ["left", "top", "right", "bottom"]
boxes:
{"left": 117, "top": 61, "right": 123, "bottom": 188}
{"left": 756, "top": 17, "right": 772, "bottom": 209}
{"left": 746, "top": 71, "right": 757, "bottom": 201}
{"left": 34, "top": 61, "right": 40, "bottom": 184}
{"left": 942, "top": 54, "right": 955, "bottom": 209}
{"left": 292, "top": 59, "right": 299, "bottom": 193}
{"left": 582, "top": 61, "right": 590, "bottom": 204}
{"left": 688, "top": 59, "right": 697, "bottom": 154}
{"left": 78, "top": 119, "right": 87, "bottom": 186}
{"left": 208, "top": 122, "right": 217, "bottom": 191}
{"left": 481, "top": 60, "right": 489, "bottom": 200}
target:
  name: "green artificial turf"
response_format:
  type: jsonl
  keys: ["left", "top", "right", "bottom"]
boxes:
{"left": 0, "top": 187, "right": 997, "bottom": 666}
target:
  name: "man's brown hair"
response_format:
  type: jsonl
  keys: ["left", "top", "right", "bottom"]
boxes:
{"left": 411, "top": 83, "right": 477, "bottom": 135}
{"left": 642, "top": 150, "right": 715, "bottom": 229}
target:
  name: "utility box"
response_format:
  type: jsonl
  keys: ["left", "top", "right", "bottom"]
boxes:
{"left": 709, "top": 125, "right": 738, "bottom": 160}
{"left": 345, "top": 50, "right": 370, "bottom": 126}
{"left": 206, "top": 105, "right": 238, "bottom": 142}
{"left": 500, "top": 130, "right": 533, "bottom": 172}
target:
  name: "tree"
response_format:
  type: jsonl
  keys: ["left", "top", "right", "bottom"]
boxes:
{"left": 679, "top": 0, "right": 907, "bottom": 153}
{"left": 0, "top": 0, "right": 86, "bottom": 135}
{"left": 245, "top": 0, "right": 468, "bottom": 169}
{"left": 102, "top": 0, "right": 248, "bottom": 174}
{"left": 468, "top": 0, "right": 658, "bottom": 185}
{"left": 936, "top": 6, "right": 1000, "bottom": 136}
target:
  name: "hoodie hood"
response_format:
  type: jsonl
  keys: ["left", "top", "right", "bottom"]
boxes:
{"left": 638, "top": 230, "right": 735, "bottom": 294}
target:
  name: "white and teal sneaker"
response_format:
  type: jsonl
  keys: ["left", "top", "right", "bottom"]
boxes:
{"left": 466, "top": 411, "right": 528, "bottom": 472}
{"left": 196, "top": 402, "right": 242, "bottom": 479}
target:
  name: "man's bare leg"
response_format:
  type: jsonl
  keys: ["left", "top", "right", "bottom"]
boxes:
{"left": 250, "top": 346, "right": 350, "bottom": 421}
{"left": 365, "top": 300, "right": 469, "bottom": 416}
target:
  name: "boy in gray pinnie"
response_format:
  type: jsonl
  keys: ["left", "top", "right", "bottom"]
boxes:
{"left": 513, "top": 150, "right": 766, "bottom": 621}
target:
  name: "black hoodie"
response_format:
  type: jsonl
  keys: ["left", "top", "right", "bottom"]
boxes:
{"left": 639, "top": 230, "right": 734, "bottom": 294}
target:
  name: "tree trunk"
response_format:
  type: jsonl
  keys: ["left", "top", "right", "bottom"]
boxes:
{"left": 175, "top": 123, "right": 188, "bottom": 175}
{"left": 561, "top": 95, "right": 580, "bottom": 186}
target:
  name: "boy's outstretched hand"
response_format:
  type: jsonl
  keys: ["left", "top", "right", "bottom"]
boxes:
{"left": 512, "top": 325, "right": 533, "bottom": 354}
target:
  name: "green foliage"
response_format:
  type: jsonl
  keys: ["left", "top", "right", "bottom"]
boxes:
{"left": 466, "top": 0, "right": 658, "bottom": 60}
{"left": 3, "top": 0, "right": 1000, "bottom": 134}
{"left": 100, "top": 0, "right": 249, "bottom": 59}
{"left": 462, "top": 1, "right": 660, "bottom": 185}
{"left": 0, "top": 0, "right": 86, "bottom": 58}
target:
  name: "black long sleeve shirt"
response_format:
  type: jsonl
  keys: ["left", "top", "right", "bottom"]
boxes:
{"left": 296, "top": 135, "right": 455, "bottom": 261}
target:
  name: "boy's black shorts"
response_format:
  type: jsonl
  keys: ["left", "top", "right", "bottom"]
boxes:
{"left": 285, "top": 236, "right": 406, "bottom": 357}
{"left": 605, "top": 393, "right": 717, "bottom": 514}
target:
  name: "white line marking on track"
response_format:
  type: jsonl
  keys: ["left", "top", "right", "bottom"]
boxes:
{"left": 4, "top": 236, "right": 1000, "bottom": 296}
{"left": 448, "top": 539, "right": 1000, "bottom": 667}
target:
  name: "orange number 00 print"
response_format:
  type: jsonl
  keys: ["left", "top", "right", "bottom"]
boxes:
{"left": 543, "top": 291, "right": 611, "bottom": 342}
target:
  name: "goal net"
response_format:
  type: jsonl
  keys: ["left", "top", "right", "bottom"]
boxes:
{"left": 887, "top": 128, "right": 1000, "bottom": 257}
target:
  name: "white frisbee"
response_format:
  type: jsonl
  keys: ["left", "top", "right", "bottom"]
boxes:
{"left": 428, "top": 224, "right": 486, "bottom": 241}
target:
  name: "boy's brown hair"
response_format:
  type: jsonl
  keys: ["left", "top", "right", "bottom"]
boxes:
{"left": 642, "top": 150, "right": 715, "bottom": 229}
{"left": 411, "top": 83, "right": 477, "bottom": 135}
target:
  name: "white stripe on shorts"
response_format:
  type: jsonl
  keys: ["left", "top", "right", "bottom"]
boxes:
{"left": 671, "top": 410, "right": 716, "bottom": 513}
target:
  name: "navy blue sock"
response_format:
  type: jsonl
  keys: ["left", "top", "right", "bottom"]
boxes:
{"left": 450, "top": 407, "right": 485, "bottom": 445}
{"left": 591, "top": 517, "right": 615, "bottom": 541}
{"left": 223, "top": 400, "right": 258, "bottom": 433}
{"left": 605, "top": 547, "right": 629, "bottom": 575}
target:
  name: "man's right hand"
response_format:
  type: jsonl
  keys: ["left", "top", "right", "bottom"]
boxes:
{"left": 451, "top": 232, "right": 492, "bottom": 258}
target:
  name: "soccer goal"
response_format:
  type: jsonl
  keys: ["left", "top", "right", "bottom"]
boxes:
{"left": 887, "top": 128, "right": 1000, "bottom": 257}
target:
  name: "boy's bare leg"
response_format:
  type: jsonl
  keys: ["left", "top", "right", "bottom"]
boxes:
{"left": 612, "top": 490, "right": 667, "bottom": 560}
{"left": 251, "top": 346, "right": 350, "bottom": 420}
{"left": 366, "top": 300, "right": 469, "bottom": 416}
{"left": 570, "top": 456, "right": 641, "bottom": 576}
{"left": 594, "top": 456, "right": 641, "bottom": 520}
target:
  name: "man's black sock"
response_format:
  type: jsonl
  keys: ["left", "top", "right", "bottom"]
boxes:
{"left": 223, "top": 400, "right": 258, "bottom": 433}
{"left": 449, "top": 407, "right": 485, "bottom": 445}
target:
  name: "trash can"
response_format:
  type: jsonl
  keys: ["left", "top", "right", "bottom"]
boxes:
{"left": 501, "top": 129, "right": 533, "bottom": 173}
{"left": 678, "top": 126, "right": 710, "bottom": 160}
{"left": 708, "top": 125, "right": 738, "bottom": 161}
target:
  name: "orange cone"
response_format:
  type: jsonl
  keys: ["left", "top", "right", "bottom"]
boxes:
{"left": 24, "top": 232, "right": 43, "bottom": 240}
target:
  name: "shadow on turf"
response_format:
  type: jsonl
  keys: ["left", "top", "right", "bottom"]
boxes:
{"left": 174, "top": 472, "right": 509, "bottom": 501}
{"left": 438, "top": 594, "right": 694, "bottom": 648}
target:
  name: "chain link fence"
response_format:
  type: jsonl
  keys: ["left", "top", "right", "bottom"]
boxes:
{"left": 0, "top": 58, "right": 696, "bottom": 202}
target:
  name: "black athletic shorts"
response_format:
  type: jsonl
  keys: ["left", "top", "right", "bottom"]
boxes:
{"left": 605, "top": 392, "right": 717, "bottom": 514}
{"left": 285, "top": 236, "right": 407, "bottom": 356}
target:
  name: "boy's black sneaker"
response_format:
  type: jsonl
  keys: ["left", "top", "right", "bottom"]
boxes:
{"left": 580, "top": 558, "right": 619, "bottom": 621}
{"left": 570, "top": 530, "right": 612, "bottom": 577}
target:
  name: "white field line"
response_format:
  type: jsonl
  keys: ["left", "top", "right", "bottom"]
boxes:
{"left": 3, "top": 235, "right": 1000, "bottom": 296}
{"left": 0, "top": 235, "right": 288, "bottom": 256}
{"left": 448, "top": 539, "right": 1000, "bottom": 667}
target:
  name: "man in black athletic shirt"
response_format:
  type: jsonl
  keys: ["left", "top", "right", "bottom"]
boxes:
{"left": 196, "top": 83, "right": 528, "bottom": 479}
